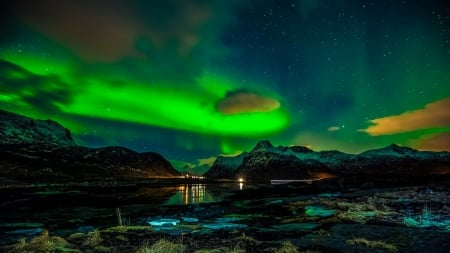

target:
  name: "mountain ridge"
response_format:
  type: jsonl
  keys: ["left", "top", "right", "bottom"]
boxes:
{"left": 0, "top": 110, "right": 75, "bottom": 147}
{"left": 207, "top": 140, "right": 450, "bottom": 181}
{"left": 0, "top": 109, "right": 180, "bottom": 182}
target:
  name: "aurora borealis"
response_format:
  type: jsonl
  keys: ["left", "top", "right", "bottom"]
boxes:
{"left": 1, "top": 0, "right": 449, "bottom": 163}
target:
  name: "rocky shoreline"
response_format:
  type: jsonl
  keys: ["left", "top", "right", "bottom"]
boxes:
{"left": 2, "top": 180, "right": 450, "bottom": 253}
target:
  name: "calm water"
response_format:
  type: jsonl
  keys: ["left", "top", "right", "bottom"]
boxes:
{"left": 0, "top": 183, "right": 247, "bottom": 245}
{"left": 164, "top": 183, "right": 245, "bottom": 205}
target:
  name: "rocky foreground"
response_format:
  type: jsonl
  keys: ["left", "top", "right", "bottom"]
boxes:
{"left": 1, "top": 183, "right": 450, "bottom": 253}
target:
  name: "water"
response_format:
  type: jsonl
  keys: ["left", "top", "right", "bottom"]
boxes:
{"left": 0, "top": 183, "right": 245, "bottom": 245}
{"left": 164, "top": 183, "right": 244, "bottom": 205}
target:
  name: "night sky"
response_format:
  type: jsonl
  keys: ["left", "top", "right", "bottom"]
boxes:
{"left": 1, "top": 0, "right": 449, "bottom": 165}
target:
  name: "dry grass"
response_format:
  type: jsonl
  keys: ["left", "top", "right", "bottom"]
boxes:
{"left": 346, "top": 237, "right": 398, "bottom": 252}
{"left": 10, "top": 230, "right": 80, "bottom": 253}
{"left": 102, "top": 225, "right": 152, "bottom": 233}
{"left": 137, "top": 239, "right": 186, "bottom": 253}
{"left": 274, "top": 241, "right": 299, "bottom": 253}
{"left": 193, "top": 246, "right": 245, "bottom": 253}
{"left": 271, "top": 241, "right": 321, "bottom": 253}
{"left": 82, "top": 229, "right": 103, "bottom": 247}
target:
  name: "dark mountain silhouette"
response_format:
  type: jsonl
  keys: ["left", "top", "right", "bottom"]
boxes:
{"left": 0, "top": 110, "right": 179, "bottom": 182}
{"left": 207, "top": 140, "right": 450, "bottom": 182}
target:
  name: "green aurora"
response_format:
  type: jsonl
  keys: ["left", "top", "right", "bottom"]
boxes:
{"left": 0, "top": 0, "right": 449, "bottom": 162}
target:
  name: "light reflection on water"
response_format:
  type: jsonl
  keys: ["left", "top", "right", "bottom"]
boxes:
{"left": 164, "top": 183, "right": 244, "bottom": 205}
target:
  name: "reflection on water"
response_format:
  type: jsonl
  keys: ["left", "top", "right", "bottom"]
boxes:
{"left": 164, "top": 183, "right": 244, "bottom": 205}
{"left": 0, "top": 183, "right": 249, "bottom": 245}
{"left": 179, "top": 184, "right": 205, "bottom": 204}
{"left": 165, "top": 184, "right": 207, "bottom": 205}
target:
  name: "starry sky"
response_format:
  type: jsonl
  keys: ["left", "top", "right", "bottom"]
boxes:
{"left": 1, "top": 0, "right": 449, "bottom": 165}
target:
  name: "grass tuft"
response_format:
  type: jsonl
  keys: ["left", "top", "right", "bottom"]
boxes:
{"left": 194, "top": 246, "right": 245, "bottom": 253}
{"left": 275, "top": 241, "right": 299, "bottom": 253}
{"left": 346, "top": 237, "right": 398, "bottom": 252}
{"left": 10, "top": 230, "right": 80, "bottom": 253}
{"left": 83, "top": 229, "right": 103, "bottom": 247}
{"left": 137, "top": 239, "right": 186, "bottom": 253}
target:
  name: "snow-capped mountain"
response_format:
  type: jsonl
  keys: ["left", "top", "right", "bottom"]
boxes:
{"left": 206, "top": 140, "right": 450, "bottom": 181}
{"left": 0, "top": 110, "right": 75, "bottom": 147}
{"left": 204, "top": 152, "right": 248, "bottom": 178}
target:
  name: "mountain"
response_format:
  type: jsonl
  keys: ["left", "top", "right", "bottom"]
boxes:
{"left": 0, "top": 110, "right": 75, "bottom": 147}
{"left": 0, "top": 110, "right": 179, "bottom": 182}
{"left": 204, "top": 152, "right": 247, "bottom": 178}
{"left": 206, "top": 140, "right": 450, "bottom": 182}
{"left": 170, "top": 160, "right": 211, "bottom": 176}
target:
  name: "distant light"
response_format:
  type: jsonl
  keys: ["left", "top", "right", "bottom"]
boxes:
{"left": 238, "top": 178, "right": 244, "bottom": 183}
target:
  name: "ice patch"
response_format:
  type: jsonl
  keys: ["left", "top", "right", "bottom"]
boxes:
{"left": 203, "top": 223, "right": 248, "bottom": 230}
{"left": 148, "top": 219, "right": 180, "bottom": 226}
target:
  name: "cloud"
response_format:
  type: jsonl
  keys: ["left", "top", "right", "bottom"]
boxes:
{"left": 413, "top": 132, "right": 450, "bottom": 152}
{"left": 12, "top": 0, "right": 241, "bottom": 81}
{"left": 216, "top": 90, "right": 280, "bottom": 114}
{"left": 17, "top": 0, "right": 143, "bottom": 61}
{"left": 360, "top": 98, "right": 450, "bottom": 136}
{"left": 328, "top": 126, "right": 341, "bottom": 132}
